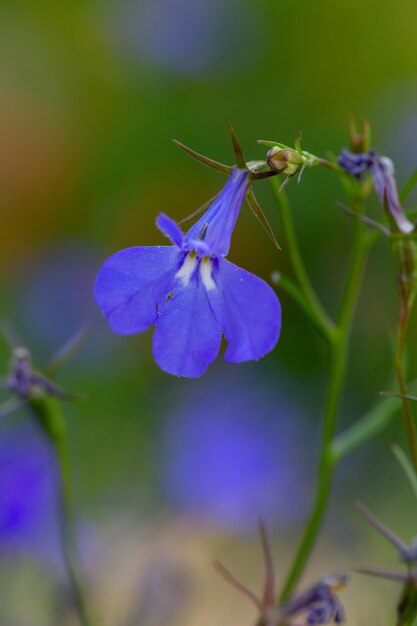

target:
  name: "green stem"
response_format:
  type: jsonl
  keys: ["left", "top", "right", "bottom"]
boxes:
{"left": 395, "top": 300, "right": 417, "bottom": 473}
{"left": 271, "top": 180, "right": 337, "bottom": 343}
{"left": 29, "top": 395, "right": 93, "bottom": 626}
{"left": 56, "top": 436, "right": 93, "bottom": 626}
{"left": 279, "top": 220, "right": 368, "bottom": 602}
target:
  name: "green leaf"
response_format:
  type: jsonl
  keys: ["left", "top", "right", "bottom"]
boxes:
{"left": 400, "top": 168, "right": 417, "bottom": 203}
{"left": 392, "top": 444, "right": 417, "bottom": 501}
{"left": 331, "top": 391, "right": 407, "bottom": 462}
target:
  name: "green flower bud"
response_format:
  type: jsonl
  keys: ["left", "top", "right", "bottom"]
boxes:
{"left": 267, "top": 147, "right": 306, "bottom": 176}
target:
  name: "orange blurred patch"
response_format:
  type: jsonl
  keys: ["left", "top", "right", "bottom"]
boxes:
{"left": 0, "top": 90, "right": 79, "bottom": 275}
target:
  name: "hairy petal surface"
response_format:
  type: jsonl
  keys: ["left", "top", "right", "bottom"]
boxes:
{"left": 208, "top": 259, "right": 281, "bottom": 363}
{"left": 94, "top": 246, "right": 178, "bottom": 334}
{"left": 153, "top": 278, "right": 222, "bottom": 377}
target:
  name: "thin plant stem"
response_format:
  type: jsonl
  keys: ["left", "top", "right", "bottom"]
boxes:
{"left": 271, "top": 179, "right": 337, "bottom": 343}
{"left": 55, "top": 436, "right": 93, "bottom": 626}
{"left": 30, "top": 396, "right": 93, "bottom": 626}
{"left": 276, "top": 200, "right": 368, "bottom": 601}
{"left": 394, "top": 300, "right": 417, "bottom": 472}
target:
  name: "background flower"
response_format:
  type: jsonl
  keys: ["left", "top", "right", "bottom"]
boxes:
{"left": 0, "top": 0, "right": 416, "bottom": 622}
{"left": 158, "top": 368, "right": 312, "bottom": 531}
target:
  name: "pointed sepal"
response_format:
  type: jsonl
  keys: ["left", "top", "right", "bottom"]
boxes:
{"left": 178, "top": 193, "right": 220, "bottom": 225}
{"left": 355, "top": 501, "right": 410, "bottom": 558}
{"left": 294, "top": 131, "right": 303, "bottom": 155}
{"left": 213, "top": 560, "right": 262, "bottom": 610}
{"left": 228, "top": 123, "right": 247, "bottom": 170}
{"left": 45, "top": 323, "right": 89, "bottom": 377}
{"left": 246, "top": 188, "right": 281, "bottom": 250}
{"left": 173, "top": 139, "right": 232, "bottom": 174}
{"left": 259, "top": 520, "right": 275, "bottom": 607}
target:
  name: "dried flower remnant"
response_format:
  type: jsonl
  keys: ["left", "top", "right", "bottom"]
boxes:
{"left": 0, "top": 324, "right": 85, "bottom": 426}
{"left": 95, "top": 129, "right": 281, "bottom": 378}
{"left": 5, "top": 346, "right": 78, "bottom": 403}
{"left": 215, "top": 523, "right": 348, "bottom": 626}
{"left": 338, "top": 149, "right": 415, "bottom": 235}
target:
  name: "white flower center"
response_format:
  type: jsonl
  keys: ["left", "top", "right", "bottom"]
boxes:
{"left": 200, "top": 257, "right": 216, "bottom": 291}
{"left": 176, "top": 252, "right": 198, "bottom": 286}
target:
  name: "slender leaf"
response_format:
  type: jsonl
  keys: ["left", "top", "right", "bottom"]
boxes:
{"left": 392, "top": 444, "right": 417, "bottom": 501}
{"left": 400, "top": 168, "right": 417, "bottom": 203}
{"left": 45, "top": 323, "right": 89, "bottom": 377}
{"left": 331, "top": 388, "right": 413, "bottom": 462}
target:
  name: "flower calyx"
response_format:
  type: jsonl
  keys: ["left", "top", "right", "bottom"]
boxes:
{"left": 355, "top": 501, "right": 417, "bottom": 626}
{"left": 259, "top": 132, "right": 318, "bottom": 192}
{"left": 0, "top": 324, "right": 86, "bottom": 419}
{"left": 173, "top": 123, "right": 276, "bottom": 181}
{"left": 174, "top": 125, "right": 281, "bottom": 250}
{"left": 214, "top": 522, "right": 348, "bottom": 626}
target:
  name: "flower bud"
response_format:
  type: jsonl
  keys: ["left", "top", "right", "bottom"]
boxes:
{"left": 348, "top": 118, "right": 371, "bottom": 153}
{"left": 267, "top": 147, "right": 306, "bottom": 176}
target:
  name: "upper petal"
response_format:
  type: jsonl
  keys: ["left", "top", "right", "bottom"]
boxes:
{"left": 208, "top": 258, "right": 281, "bottom": 363}
{"left": 156, "top": 213, "right": 184, "bottom": 247}
{"left": 94, "top": 246, "right": 178, "bottom": 335}
{"left": 152, "top": 277, "right": 222, "bottom": 378}
{"left": 184, "top": 168, "right": 250, "bottom": 257}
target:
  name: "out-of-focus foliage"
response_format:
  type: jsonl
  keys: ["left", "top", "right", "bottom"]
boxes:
{"left": 0, "top": 0, "right": 417, "bottom": 624}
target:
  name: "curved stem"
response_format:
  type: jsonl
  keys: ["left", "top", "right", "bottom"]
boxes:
{"left": 271, "top": 180, "right": 337, "bottom": 343}
{"left": 395, "top": 300, "right": 417, "bottom": 472}
{"left": 279, "top": 220, "right": 368, "bottom": 602}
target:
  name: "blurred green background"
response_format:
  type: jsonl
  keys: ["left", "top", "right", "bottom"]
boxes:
{"left": 1, "top": 0, "right": 417, "bottom": 624}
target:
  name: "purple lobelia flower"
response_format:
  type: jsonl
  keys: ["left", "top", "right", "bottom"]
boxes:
{"left": 94, "top": 167, "right": 281, "bottom": 378}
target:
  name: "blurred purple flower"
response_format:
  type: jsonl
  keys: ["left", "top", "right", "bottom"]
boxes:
{"left": 112, "top": 0, "right": 256, "bottom": 77}
{"left": 337, "top": 151, "right": 372, "bottom": 178}
{"left": 0, "top": 423, "right": 59, "bottom": 553}
{"left": 94, "top": 169, "right": 281, "bottom": 378}
{"left": 159, "top": 370, "right": 311, "bottom": 530}
{"left": 18, "top": 240, "right": 125, "bottom": 374}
